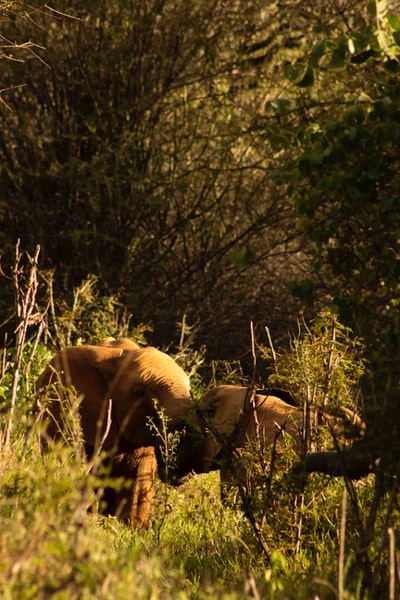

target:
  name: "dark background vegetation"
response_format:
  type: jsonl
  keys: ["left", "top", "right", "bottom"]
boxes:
{"left": 1, "top": 1, "right": 400, "bottom": 596}
{"left": 2, "top": 0, "right": 400, "bottom": 420}
{"left": 1, "top": 1, "right": 398, "bottom": 360}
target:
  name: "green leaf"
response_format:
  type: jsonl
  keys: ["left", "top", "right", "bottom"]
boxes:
{"left": 296, "top": 66, "right": 314, "bottom": 87}
{"left": 229, "top": 247, "right": 256, "bottom": 269}
{"left": 283, "top": 62, "right": 303, "bottom": 82}
{"left": 347, "top": 32, "right": 370, "bottom": 55}
{"left": 367, "top": 0, "right": 377, "bottom": 17}
{"left": 387, "top": 14, "right": 400, "bottom": 32}
{"left": 267, "top": 98, "right": 291, "bottom": 115}
{"left": 350, "top": 49, "right": 374, "bottom": 64}
{"left": 309, "top": 41, "right": 326, "bottom": 67}
{"left": 284, "top": 62, "right": 314, "bottom": 87}
{"left": 327, "top": 44, "right": 347, "bottom": 69}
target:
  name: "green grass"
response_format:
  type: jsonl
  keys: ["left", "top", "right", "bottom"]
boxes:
{"left": 0, "top": 419, "right": 379, "bottom": 599}
{"left": 0, "top": 311, "right": 394, "bottom": 599}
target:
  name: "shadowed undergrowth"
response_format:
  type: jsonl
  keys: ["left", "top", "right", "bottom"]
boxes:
{"left": 0, "top": 421, "right": 379, "bottom": 599}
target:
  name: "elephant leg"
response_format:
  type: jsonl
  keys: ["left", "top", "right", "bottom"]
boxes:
{"left": 108, "top": 447, "right": 157, "bottom": 528}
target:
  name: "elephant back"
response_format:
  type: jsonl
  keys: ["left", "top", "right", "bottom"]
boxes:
{"left": 98, "top": 338, "right": 140, "bottom": 350}
{"left": 122, "top": 346, "right": 191, "bottom": 405}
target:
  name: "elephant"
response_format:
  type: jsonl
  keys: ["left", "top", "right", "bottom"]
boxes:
{"left": 36, "top": 344, "right": 191, "bottom": 528}
{"left": 166, "top": 384, "right": 364, "bottom": 498}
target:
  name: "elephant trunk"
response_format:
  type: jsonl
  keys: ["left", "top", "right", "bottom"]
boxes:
{"left": 158, "top": 424, "right": 207, "bottom": 486}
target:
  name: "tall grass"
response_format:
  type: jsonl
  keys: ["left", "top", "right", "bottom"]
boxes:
{"left": 0, "top": 421, "right": 378, "bottom": 599}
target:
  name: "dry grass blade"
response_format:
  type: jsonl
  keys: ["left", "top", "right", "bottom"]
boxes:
{"left": 5, "top": 241, "right": 43, "bottom": 446}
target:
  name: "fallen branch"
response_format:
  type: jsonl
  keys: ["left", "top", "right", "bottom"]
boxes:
{"left": 297, "top": 440, "right": 379, "bottom": 479}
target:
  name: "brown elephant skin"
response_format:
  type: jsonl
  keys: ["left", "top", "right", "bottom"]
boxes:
{"left": 169, "top": 384, "right": 364, "bottom": 497}
{"left": 98, "top": 337, "right": 140, "bottom": 350}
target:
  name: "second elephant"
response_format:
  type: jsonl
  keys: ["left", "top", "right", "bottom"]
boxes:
{"left": 167, "top": 384, "right": 363, "bottom": 496}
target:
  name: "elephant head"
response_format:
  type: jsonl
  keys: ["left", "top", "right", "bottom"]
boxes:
{"left": 36, "top": 344, "right": 191, "bottom": 527}
{"left": 167, "top": 385, "right": 303, "bottom": 484}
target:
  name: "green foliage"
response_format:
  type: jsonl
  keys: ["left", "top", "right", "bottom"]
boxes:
{"left": 293, "top": 85, "right": 400, "bottom": 320}
{"left": 278, "top": 0, "right": 400, "bottom": 358}
{"left": 0, "top": 416, "right": 384, "bottom": 599}
{"left": 48, "top": 274, "right": 150, "bottom": 349}
{"left": 0, "top": 441, "right": 189, "bottom": 598}
{"left": 271, "top": 0, "right": 400, "bottom": 482}
{"left": 263, "top": 311, "right": 365, "bottom": 416}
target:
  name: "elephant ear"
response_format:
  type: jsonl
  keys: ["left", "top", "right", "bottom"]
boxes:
{"left": 95, "top": 346, "right": 191, "bottom": 446}
{"left": 36, "top": 346, "right": 124, "bottom": 450}
{"left": 68, "top": 346, "right": 127, "bottom": 450}
{"left": 54, "top": 346, "right": 145, "bottom": 451}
